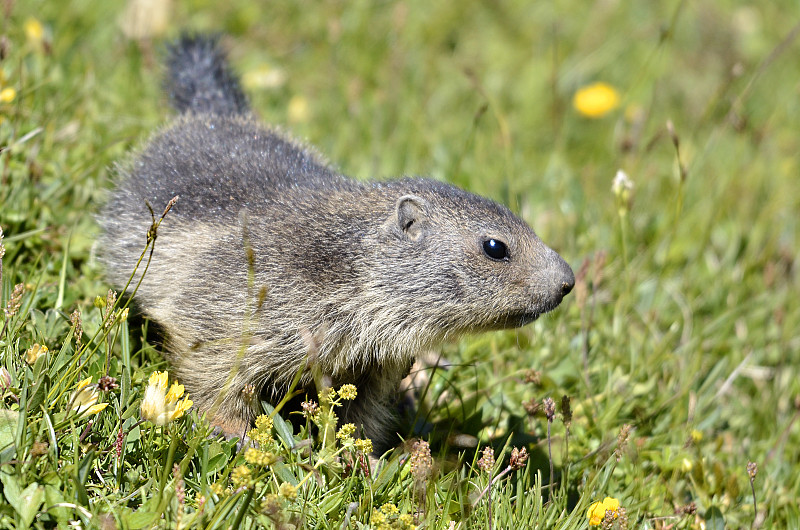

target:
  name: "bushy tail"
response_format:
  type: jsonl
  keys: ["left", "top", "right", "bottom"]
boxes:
{"left": 165, "top": 34, "right": 249, "bottom": 115}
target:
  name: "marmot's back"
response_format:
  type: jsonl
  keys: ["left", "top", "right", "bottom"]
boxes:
{"left": 100, "top": 35, "right": 574, "bottom": 451}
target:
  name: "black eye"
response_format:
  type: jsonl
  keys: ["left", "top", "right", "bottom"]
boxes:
{"left": 482, "top": 238, "right": 509, "bottom": 261}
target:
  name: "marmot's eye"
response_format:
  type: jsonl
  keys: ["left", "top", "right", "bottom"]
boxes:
{"left": 482, "top": 238, "right": 509, "bottom": 261}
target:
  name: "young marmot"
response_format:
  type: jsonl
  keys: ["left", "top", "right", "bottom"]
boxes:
{"left": 100, "top": 36, "right": 574, "bottom": 450}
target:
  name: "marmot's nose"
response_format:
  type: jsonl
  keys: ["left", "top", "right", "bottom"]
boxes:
{"left": 555, "top": 260, "right": 575, "bottom": 299}
{"left": 561, "top": 276, "right": 575, "bottom": 296}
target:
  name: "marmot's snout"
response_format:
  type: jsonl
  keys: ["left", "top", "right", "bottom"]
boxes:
{"left": 555, "top": 255, "right": 575, "bottom": 299}
{"left": 536, "top": 247, "right": 575, "bottom": 311}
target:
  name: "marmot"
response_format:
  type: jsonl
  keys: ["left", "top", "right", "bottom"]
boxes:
{"left": 100, "top": 36, "right": 574, "bottom": 450}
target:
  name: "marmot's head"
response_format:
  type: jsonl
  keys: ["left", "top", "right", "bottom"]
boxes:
{"left": 369, "top": 178, "right": 574, "bottom": 340}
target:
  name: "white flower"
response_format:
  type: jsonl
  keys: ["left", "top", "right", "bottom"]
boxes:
{"left": 71, "top": 377, "right": 108, "bottom": 418}
{"left": 140, "top": 371, "right": 192, "bottom": 425}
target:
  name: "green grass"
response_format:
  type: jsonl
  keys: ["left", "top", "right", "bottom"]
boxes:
{"left": 1, "top": 0, "right": 799, "bottom": 528}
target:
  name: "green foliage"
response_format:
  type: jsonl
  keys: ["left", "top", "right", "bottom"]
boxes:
{"left": 1, "top": 0, "right": 798, "bottom": 527}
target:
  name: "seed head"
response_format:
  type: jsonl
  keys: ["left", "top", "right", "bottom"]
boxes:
{"left": 97, "top": 375, "right": 119, "bottom": 392}
{"left": 4, "top": 283, "right": 24, "bottom": 319}
{"left": 70, "top": 310, "right": 84, "bottom": 350}
{"left": 115, "top": 426, "right": 125, "bottom": 460}
{"left": 477, "top": 446, "right": 495, "bottom": 472}
{"left": 747, "top": 461, "right": 758, "bottom": 480}
{"left": 524, "top": 369, "right": 541, "bottom": 385}
{"left": 509, "top": 447, "right": 529, "bottom": 470}
{"left": 301, "top": 399, "right": 319, "bottom": 419}
{"left": 560, "top": 395, "right": 572, "bottom": 426}
{"left": 523, "top": 398, "right": 541, "bottom": 417}
{"left": 615, "top": 424, "right": 632, "bottom": 461}
{"left": 543, "top": 397, "right": 556, "bottom": 421}
{"left": 409, "top": 440, "right": 433, "bottom": 482}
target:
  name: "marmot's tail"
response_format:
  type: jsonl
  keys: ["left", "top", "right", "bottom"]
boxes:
{"left": 165, "top": 34, "right": 249, "bottom": 115}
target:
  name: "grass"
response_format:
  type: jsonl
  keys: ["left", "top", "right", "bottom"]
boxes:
{"left": 1, "top": 0, "right": 799, "bottom": 528}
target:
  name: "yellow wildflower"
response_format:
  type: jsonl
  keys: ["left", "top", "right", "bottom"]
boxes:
{"left": 354, "top": 438, "right": 373, "bottom": 454}
{"left": 0, "top": 88, "right": 15, "bottom": 103}
{"left": 71, "top": 377, "right": 109, "bottom": 418}
{"left": 587, "top": 496, "right": 620, "bottom": 526}
{"left": 24, "top": 18, "right": 45, "bottom": 45}
{"left": 320, "top": 387, "right": 337, "bottom": 404}
{"left": 397, "top": 513, "right": 415, "bottom": 529}
{"left": 140, "top": 371, "right": 193, "bottom": 425}
{"left": 210, "top": 483, "right": 224, "bottom": 496}
{"left": 287, "top": 95, "right": 310, "bottom": 124}
{"left": 247, "top": 426, "right": 274, "bottom": 447}
{"left": 573, "top": 82, "right": 620, "bottom": 118}
{"left": 231, "top": 465, "right": 252, "bottom": 489}
{"left": 380, "top": 503, "right": 399, "bottom": 515}
{"left": 371, "top": 509, "right": 387, "bottom": 526}
{"left": 278, "top": 482, "right": 297, "bottom": 500}
{"left": 248, "top": 414, "right": 274, "bottom": 446}
{"left": 254, "top": 414, "right": 273, "bottom": 431}
{"left": 337, "top": 423, "right": 356, "bottom": 440}
{"left": 242, "top": 64, "right": 287, "bottom": 90}
{"left": 337, "top": 384, "right": 357, "bottom": 400}
{"left": 165, "top": 382, "right": 184, "bottom": 402}
{"left": 244, "top": 447, "right": 277, "bottom": 467}
{"left": 24, "top": 344, "right": 48, "bottom": 365}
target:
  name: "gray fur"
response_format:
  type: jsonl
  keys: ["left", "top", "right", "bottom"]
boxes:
{"left": 100, "top": 36, "right": 574, "bottom": 451}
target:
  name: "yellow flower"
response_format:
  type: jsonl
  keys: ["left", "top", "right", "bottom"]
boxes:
{"left": 24, "top": 18, "right": 44, "bottom": 45}
{"left": 244, "top": 447, "right": 277, "bottom": 467}
{"left": 254, "top": 414, "right": 273, "bottom": 431}
{"left": 140, "top": 371, "right": 193, "bottom": 425}
{"left": 397, "top": 513, "right": 415, "bottom": 529}
{"left": 24, "top": 344, "right": 48, "bottom": 365}
{"left": 0, "top": 88, "right": 15, "bottom": 103}
{"left": 248, "top": 414, "right": 274, "bottom": 446}
{"left": 337, "top": 423, "right": 356, "bottom": 439}
{"left": 242, "top": 64, "right": 287, "bottom": 90}
{"left": 354, "top": 437, "right": 373, "bottom": 454}
{"left": 337, "top": 384, "right": 357, "bottom": 400}
{"left": 231, "top": 465, "right": 252, "bottom": 489}
{"left": 587, "top": 497, "right": 620, "bottom": 526}
{"left": 278, "top": 482, "right": 297, "bottom": 500}
{"left": 371, "top": 509, "right": 387, "bottom": 525}
{"left": 71, "top": 377, "right": 109, "bottom": 418}
{"left": 573, "top": 82, "right": 620, "bottom": 118}
{"left": 165, "top": 382, "right": 184, "bottom": 402}
{"left": 287, "top": 95, "right": 310, "bottom": 124}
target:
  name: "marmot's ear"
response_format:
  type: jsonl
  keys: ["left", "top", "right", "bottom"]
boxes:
{"left": 394, "top": 194, "right": 427, "bottom": 240}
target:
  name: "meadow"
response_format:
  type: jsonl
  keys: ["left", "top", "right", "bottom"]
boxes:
{"left": 0, "top": 0, "right": 798, "bottom": 528}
